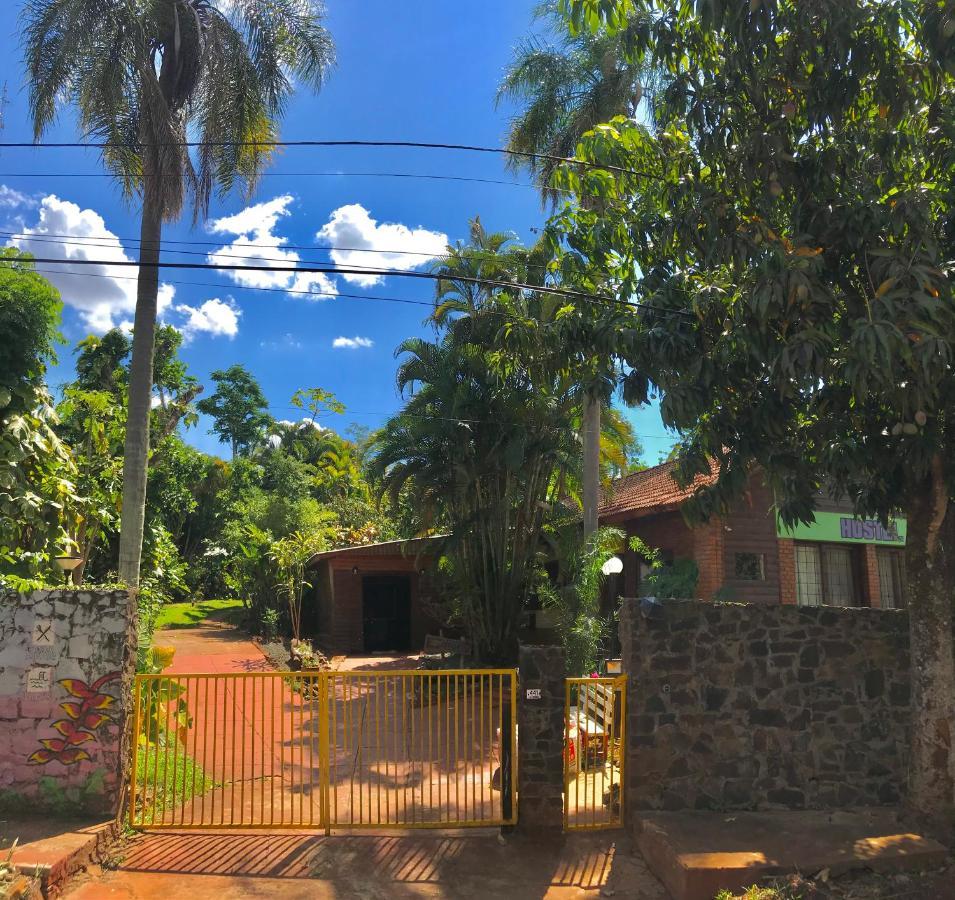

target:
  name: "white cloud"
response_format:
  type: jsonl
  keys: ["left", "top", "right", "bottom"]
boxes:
{"left": 316, "top": 204, "right": 447, "bottom": 287}
{"left": 10, "top": 195, "right": 175, "bottom": 332}
{"left": 333, "top": 335, "right": 373, "bottom": 349}
{"left": 174, "top": 297, "right": 240, "bottom": 342}
{"left": 0, "top": 185, "right": 35, "bottom": 209}
{"left": 260, "top": 332, "right": 303, "bottom": 351}
{"left": 208, "top": 195, "right": 338, "bottom": 299}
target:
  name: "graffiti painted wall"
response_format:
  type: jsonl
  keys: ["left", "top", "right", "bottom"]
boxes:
{"left": 0, "top": 590, "right": 135, "bottom": 816}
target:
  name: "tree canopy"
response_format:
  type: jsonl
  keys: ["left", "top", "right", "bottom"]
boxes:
{"left": 197, "top": 364, "right": 272, "bottom": 459}
{"left": 549, "top": 0, "right": 955, "bottom": 829}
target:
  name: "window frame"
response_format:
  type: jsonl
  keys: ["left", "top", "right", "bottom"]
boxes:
{"left": 793, "top": 541, "right": 863, "bottom": 608}
{"left": 733, "top": 551, "right": 766, "bottom": 581}
{"left": 876, "top": 548, "right": 907, "bottom": 610}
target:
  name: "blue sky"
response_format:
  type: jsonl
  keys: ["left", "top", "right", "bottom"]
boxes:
{"left": 0, "top": 0, "right": 675, "bottom": 463}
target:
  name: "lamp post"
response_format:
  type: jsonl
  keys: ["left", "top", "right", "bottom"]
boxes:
{"left": 54, "top": 555, "right": 82, "bottom": 587}
{"left": 601, "top": 555, "right": 624, "bottom": 670}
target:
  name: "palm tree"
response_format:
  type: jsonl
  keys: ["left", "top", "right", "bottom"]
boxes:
{"left": 497, "top": 3, "right": 649, "bottom": 206}
{"left": 24, "top": 0, "right": 334, "bottom": 585}
{"left": 370, "top": 222, "right": 639, "bottom": 662}
{"left": 498, "top": 1, "right": 650, "bottom": 538}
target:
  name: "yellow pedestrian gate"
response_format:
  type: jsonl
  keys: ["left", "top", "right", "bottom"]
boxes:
{"left": 130, "top": 670, "right": 518, "bottom": 831}
{"left": 564, "top": 676, "right": 626, "bottom": 830}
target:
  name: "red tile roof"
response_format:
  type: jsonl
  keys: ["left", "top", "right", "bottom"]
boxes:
{"left": 599, "top": 458, "right": 720, "bottom": 519}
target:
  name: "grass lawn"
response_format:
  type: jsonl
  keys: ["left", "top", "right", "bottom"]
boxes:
{"left": 154, "top": 598, "right": 246, "bottom": 630}
{"left": 134, "top": 742, "right": 218, "bottom": 825}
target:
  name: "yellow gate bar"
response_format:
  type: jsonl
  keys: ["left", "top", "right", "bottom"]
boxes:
{"left": 564, "top": 676, "right": 626, "bottom": 831}
{"left": 130, "top": 669, "right": 518, "bottom": 831}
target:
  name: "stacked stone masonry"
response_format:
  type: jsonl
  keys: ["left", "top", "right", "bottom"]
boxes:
{"left": 517, "top": 643, "right": 566, "bottom": 830}
{"left": 620, "top": 598, "right": 910, "bottom": 813}
{"left": 0, "top": 590, "right": 135, "bottom": 816}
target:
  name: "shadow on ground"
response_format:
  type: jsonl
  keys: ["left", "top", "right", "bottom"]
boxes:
{"left": 91, "top": 830, "right": 667, "bottom": 899}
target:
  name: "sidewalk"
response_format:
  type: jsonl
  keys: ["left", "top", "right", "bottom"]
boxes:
{"left": 62, "top": 831, "right": 667, "bottom": 899}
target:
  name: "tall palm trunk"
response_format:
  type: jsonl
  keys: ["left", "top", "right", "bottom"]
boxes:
{"left": 117, "top": 197, "right": 163, "bottom": 586}
{"left": 582, "top": 393, "right": 601, "bottom": 538}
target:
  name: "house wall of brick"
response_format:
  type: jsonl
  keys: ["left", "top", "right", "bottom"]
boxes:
{"left": 721, "top": 476, "right": 784, "bottom": 605}
{"left": 693, "top": 520, "right": 725, "bottom": 601}
{"left": 778, "top": 539, "right": 797, "bottom": 605}
{"left": 309, "top": 555, "right": 442, "bottom": 654}
{"left": 613, "top": 474, "right": 785, "bottom": 604}
{"left": 863, "top": 544, "right": 882, "bottom": 608}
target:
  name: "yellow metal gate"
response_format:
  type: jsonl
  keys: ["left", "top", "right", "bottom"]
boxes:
{"left": 130, "top": 669, "right": 518, "bottom": 831}
{"left": 564, "top": 676, "right": 626, "bottom": 830}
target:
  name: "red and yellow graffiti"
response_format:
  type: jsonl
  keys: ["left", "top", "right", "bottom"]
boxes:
{"left": 28, "top": 672, "right": 120, "bottom": 765}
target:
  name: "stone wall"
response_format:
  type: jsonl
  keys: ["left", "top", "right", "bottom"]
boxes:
{"left": 620, "top": 598, "right": 910, "bottom": 813}
{"left": 0, "top": 590, "right": 135, "bottom": 816}
{"left": 517, "top": 644, "right": 565, "bottom": 830}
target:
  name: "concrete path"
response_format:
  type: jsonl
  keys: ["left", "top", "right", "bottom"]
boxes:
{"left": 142, "top": 624, "right": 509, "bottom": 829}
{"left": 154, "top": 620, "right": 272, "bottom": 675}
{"left": 63, "top": 831, "right": 667, "bottom": 899}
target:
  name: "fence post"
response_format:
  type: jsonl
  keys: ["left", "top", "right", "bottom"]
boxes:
{"left": 517, "top": 643, "right": 566, "bottom": 832}
{"left": 319, "top": 672, "right": 331, "bottom": 834}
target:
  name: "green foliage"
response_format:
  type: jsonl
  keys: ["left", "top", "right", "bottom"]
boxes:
{"left": 291, "top": 387, "right": 345, "bottom": 423}
{"left": 0, "top": 248, "right": 63, "bottom": 401}
{"left": 73, "top": 329, "right": 129, "bottom": 396}
{"left": 0, "top": 257, "right": 77, "bottom": 582}
{"left": 540, "top": 525, "right": 626, "bottom": 675}
{"left": 0, "top": 281, "right": 402, "bottom": 634}
{"left": 0, "top": 385, "right": 78, "bottom": 582}
{"left": 35, "top": 770, "right": 106, "bottom": 816}
{"left": 197, "top": 365, "right": 272, "bottom": 459}
{"left": 270, "top": 530, "right": 324, "bottom": 640}
{"left": 549, "top": 0, "right": 955, "bottom": 815}
{"left": 134, "top": 745, "right": 215, "bottom": 825}
{"left": 260, "top": 607, "right": 280, "bottom": 642}
{"left": 56, "top": 386, "right": 126, "bottom": 583}
{"left": 499, "top": 1, "right": 652, "bottom": 206}
{"left": 550, "top": 0, "right": 955, "bottom": 529}
{"left": 627, "top": 536, "right": 699, "bottom": 599}
{"left": 24, "top": 0, "right": 335, "bottom": 220}
{"left": 372, "top": 220, "right": 637, "bottom": 662}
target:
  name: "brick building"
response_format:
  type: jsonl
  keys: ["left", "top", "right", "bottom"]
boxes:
{"left": 599, "top": 461, "right": 907, "bottom": 609}
{"left": 304, "top": 538, "right": 443, "bottom": 653}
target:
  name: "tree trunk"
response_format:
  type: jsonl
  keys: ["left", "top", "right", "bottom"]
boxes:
{"left": 582, "top": 393, "right": 601, "bottom": 538}
{"left": 117, "top": 199, "right": 163, "bottom": 587}
{"left": 904, "top": 455, "right": 955, "bottom": 837}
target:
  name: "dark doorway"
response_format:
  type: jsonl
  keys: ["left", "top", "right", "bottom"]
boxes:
{"left": 362, "top": 576, "right": 412, "bottom": 651}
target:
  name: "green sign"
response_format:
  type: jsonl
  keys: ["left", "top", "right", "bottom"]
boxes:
{"left": 776, "top": 510, "right": 906, "bottom": 545}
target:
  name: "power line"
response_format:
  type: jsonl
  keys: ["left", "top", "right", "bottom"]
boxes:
{"left": 0, "top": 137, "right": 654, "bottom": 179}
{"left": 22, "top": 254, "right": 688, "bottom": 316}
{"left": 4, "top": 228, "right": 561, "bottom": 281}
{"left": 0, "top": 169, "right": 571, "bottom": 193}
{"left": 266, "top": 406, "right": 679, "bottom": 441}
{"left": 28, "top": 266, "right": 438, "bottom": 310}
{"left": 2, "top": 229, "right": 540, "bottom": 265}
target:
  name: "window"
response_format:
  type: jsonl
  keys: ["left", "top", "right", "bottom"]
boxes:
{"left": 794, "top": 543, "right": 859, "bottom": 607}
{"left": 877, "top": 549, "right": 907, "bottom": 610}
{"left": 734, "top": 552, "right": 765, "bottom": 580}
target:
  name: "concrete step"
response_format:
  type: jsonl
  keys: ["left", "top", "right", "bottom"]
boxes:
{"left": 635, "top": 807, "right": 948, "bottom": 900}
{"left": 9, "top": 820, "right": 117, "bottom": 898}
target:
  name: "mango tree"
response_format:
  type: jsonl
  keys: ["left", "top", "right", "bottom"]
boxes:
{"left": 550, "top": 0, "right": 955, "bottom": 831}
